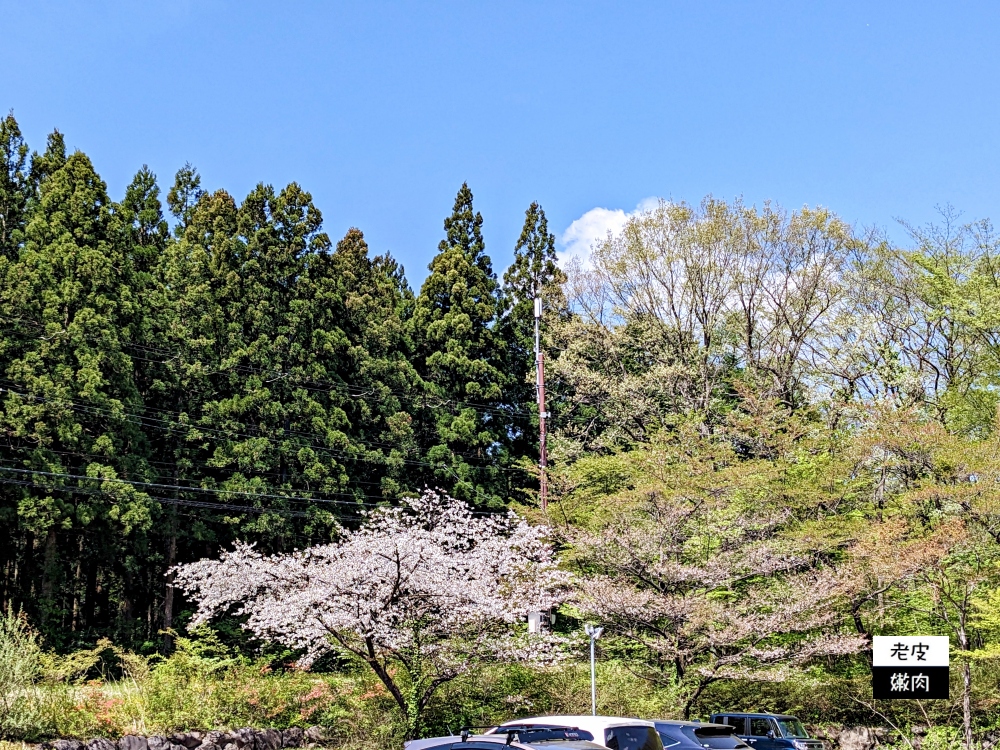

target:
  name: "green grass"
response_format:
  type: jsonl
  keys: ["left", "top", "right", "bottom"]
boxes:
{"left": 2, "top": 625, "right": 994, "bottom": 747}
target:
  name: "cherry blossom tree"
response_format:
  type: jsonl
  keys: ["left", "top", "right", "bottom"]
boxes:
{"left": 572, "top": 489, "right": 866, "bottom": 717}
{"left": 173, "top": 490, "right": 569, "bottom": 737}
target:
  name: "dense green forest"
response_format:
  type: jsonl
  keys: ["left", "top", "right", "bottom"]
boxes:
{"left": 0, "top": 113, "right": 563, "bottom": 652}
{"left": 6, "top": 110, "right": 1000, "bottom": 745}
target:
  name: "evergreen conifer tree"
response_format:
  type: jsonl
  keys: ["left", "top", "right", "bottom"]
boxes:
{"left": 0, "top": 113, "right": 32, "bottom": 259}
{"left": 165, "top": 162, "right": 205, "bottom": 236}
{"left": 29, "top": 130, "right": 67, "bottom": 188}
{"left": 499, "top": 202, "right": 567, "bottom": 463}
{"left": 0, "top": 150, "right": 152, "bottom": 644}
{"left": 413, "top": 184, "right": 511, "bottom": 504}
{"left": 311, "top": 228, "right": 421, "bottom": 499}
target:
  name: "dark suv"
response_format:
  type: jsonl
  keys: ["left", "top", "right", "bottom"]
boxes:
{"left": 654, "top": 721, "right": 749, "bottom": 750}
{"left": 707, "top": 714, "right": 824, "bottom": 750}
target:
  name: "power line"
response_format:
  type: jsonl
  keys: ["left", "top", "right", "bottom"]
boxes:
{"left": 0, "top": 315, "right": 534, "bottom": 418}
{"left": 0, "top": 468, "right": 505, "bottom": 519}
{"left": 0, "top": 383, "right": 531, "bottom": 477}
{"left": 8, "top": 445, "right": 395, "bottom": 490}
{"left": 0, "top": 372, "right": 530, "bottom": 472}
{"left": 0, "top": 464, "right": 390, "bottom": 507}
{"left": 0, "top": 475, "right": 313, "bottom": 518}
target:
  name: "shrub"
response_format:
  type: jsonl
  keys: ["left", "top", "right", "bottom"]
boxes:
{"left": 0, "top": 608, "right": 42, "bottom": 739}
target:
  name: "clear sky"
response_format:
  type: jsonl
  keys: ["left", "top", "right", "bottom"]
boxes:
{"left": 3, "top": 1, "right": 999, "bottom": 285}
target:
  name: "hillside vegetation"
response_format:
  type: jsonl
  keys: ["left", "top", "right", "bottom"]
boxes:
{"left": 3, "top": 113, "right": 1000, "bottom": 746}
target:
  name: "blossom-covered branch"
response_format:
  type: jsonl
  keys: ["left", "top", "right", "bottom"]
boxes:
{"left": 173, "top": 490, "right": 571, "bottom": 736}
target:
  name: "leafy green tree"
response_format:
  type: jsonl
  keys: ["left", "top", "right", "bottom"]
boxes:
{"left": 0, "top": 150, "right": 152, "bottom": 644}
{"left": 412, "top": 184, "right": 511, "bottom": 505}
{"left": 165, "top": 162, "right": 205, "bottom": 236}
{"left": 146, "top": 177, "right": 238, "bottom": 647}
{"left": 0, "top": 113, "right": 32, "bottom": 260}
{"left": 115, "top": 166, "right": 170, "bottom": 277}
{"left": 311, "top": 227, "right": 421, "bottom": 499}
{"left": 28, "top": 130, "right": 67, "bottom": 188}
{"left": 499, "top": 202, "right": 567, "bottom": 468}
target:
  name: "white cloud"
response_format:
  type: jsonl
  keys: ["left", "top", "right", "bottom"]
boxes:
{"left": 558, "top": 197, "right": 659, "bottom": 267}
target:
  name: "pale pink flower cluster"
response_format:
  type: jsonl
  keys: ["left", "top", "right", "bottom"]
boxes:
{"left": 173, "top": 490, "right": 571, "bottom": 672}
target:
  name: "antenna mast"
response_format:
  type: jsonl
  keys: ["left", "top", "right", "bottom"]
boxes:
{"left": 534, "top": 295, "right": 548, "bottom": 510}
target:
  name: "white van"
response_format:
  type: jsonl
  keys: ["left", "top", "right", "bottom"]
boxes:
{"left": 492, "top": 716, "right": 662, "bottom": 750}
{"left": 405, "top": 726, "right": 602, "bottom": 750}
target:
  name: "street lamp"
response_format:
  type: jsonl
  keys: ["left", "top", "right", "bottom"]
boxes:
{"left": 584, "top": 623, "right": 604, "bottom": 716}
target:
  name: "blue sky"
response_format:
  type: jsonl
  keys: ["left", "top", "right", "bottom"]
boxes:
{"left": 3, "top": 1, "right": 999, "bottom": 285}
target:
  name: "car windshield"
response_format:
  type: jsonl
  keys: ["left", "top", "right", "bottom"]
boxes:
{"left": 506, "top": 729, "right": 595, "bottom": 743}
{"left": 776, "top": 720, "right": 808, "bottom": 739}
{"left": 606, "top": 727, "right": 663, "bottom": 750}
{"left": 681, "top": 727, "right": 746, "bottom": 750}
{"left": 683, "top": 728, "right": 747, "bottom": 749}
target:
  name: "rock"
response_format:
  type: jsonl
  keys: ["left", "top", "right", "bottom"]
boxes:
{"left": 231, "top": 730, "right": 256, "bottom": 749}
{"left": 255, "top": 729, "right": 282, "bottom": 750}
{"left": 197, "top": 742, "right": 220, "bottom": 750}
{"left": 88, "top": 739, "right": 117, "bottom": 750}
{"left": 52, "top": 741, "right": 84, "bottom": 750}
{"left": 170, "top": 734, "right": 203, "bottom": 750}
{"left": 203, "top": 732, "right": 229, "bottom": 747}
{"left": 120, "top": 737, "right": 149, "bottom": 750}
{"left": 838, "top": 728, "right": 885, "bottom": 750}
{"left": 222, "top": 744, "right": 240, "bottom": 750}
{"left": 303, "top": 728, "right": 326, "bottom": 744}
{"left": 147, "top": 736, "right": 171, "bottom": 750}
{"left": 281, "top": 728, "right": 303, "bottom": 748}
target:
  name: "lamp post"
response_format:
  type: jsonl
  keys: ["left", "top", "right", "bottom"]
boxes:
{"left": 584, "top": 624, "right": 604, "bottom": 716}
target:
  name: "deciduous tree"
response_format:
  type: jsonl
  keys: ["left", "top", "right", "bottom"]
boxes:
{"left": 174, "top": 490, "right": 569, "bottom": 737}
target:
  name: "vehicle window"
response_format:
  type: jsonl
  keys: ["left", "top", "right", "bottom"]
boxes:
{"left": 657, "top": 732, "right": 682, "bottom": 749}
{"left": 748, "top": 720, "right": 771, "bottom": 738}
{"left": 682, "top": 728, "right": 746, "bottom": 749}
{"left": 606, "top": 727, "right": 663, "bottom": 750}
{"left": 721, "top": 719, "right": 746, "bottom": 735}
{"left": 775, "top": 721, "right": 808, "bottom": 740}
{"left": 511, "top": 730, "right": 595, "bottom": 743}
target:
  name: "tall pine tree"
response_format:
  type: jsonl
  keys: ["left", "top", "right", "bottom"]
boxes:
{"left": 0, "top": 148, "right": 152, "bottom": 645}
{"left": 413, "top": 184, "right": 512, "bottom": 505}
{"left": 499, "top": 202, "right": 567, "bottom": 466}
{"left": 0, "top": 113, "right": 32, "bottom": 260}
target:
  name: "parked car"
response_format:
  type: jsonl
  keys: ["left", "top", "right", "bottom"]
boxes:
{"left": 653, "top": 721, "right": 750, "bottom": 750}
{"left": 404, "top": 726, "right": 604, "bottom": 750}
{"left": 492, "top": 716, "right": 663, "bottom": 750}
{"left": 707, "top": 714, "right": 824, "bottom": 750}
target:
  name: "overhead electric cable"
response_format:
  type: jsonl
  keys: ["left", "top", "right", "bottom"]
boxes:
{"left": 0, "top": 464, "right": 390, "bottom": 507}
{"left": 0, "top": 469, "right": 503, "bottom": 518}
{"left": 0, "top": 475, "right": 312, "bottom": 518}
{"left": 0, "top": 383, "right": 530, "bottom": 476}
{"left": 0, "top": 315, "right": 532, "bottom": 418}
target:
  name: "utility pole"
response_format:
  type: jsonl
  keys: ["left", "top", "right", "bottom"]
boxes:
{"left": 584, "top": 624, "right": 604, "bottom": 715}
{"left": 534, "top": 295, "right": 548, "bottom": 510}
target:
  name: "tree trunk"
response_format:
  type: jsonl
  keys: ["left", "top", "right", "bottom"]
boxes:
{"left": 963, "top": 660, "right": 973, "bottom": 750}
{"left": 682, "top": 677, "right": 713, "bottom": 720}
{"left": 71, "top": 536, "right": 84, "bottom": 632}
{"left": 163, "top": 511, "right": 177, "bottom": 651}
{"left": 41, "top": 528, "right": 58, "bottom": 634}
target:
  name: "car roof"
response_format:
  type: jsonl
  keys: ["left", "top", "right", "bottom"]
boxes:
{"left": 655, "top": 722, "right": 733, "bottom": 729}
{"left": 404, "top": 736, "right": 606, "bottom": 750}
{"left": 712, "top": 714, "right": 797, "bottom": 720}
{"left": 498, "top": 716, "right": 657, "bottom": 735}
